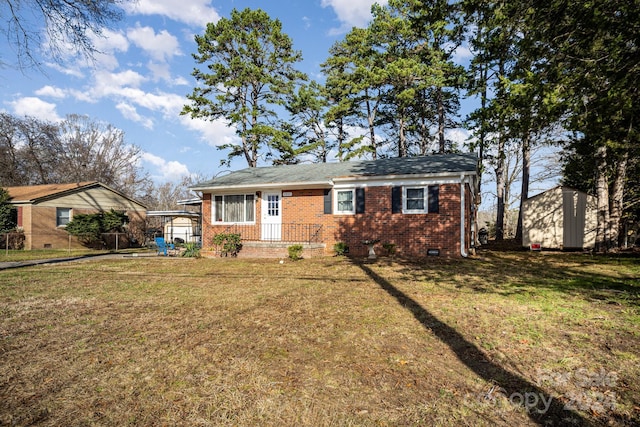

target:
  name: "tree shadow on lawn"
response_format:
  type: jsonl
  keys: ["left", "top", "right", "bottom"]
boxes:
{"left": 354, "top": 260, "right": 596, "bottom": 426}
{"left": 391, "top": 252, "right": 640, "bottom": 305}
{"left": 476, "top": 253, "right": 640, "bottom": 305}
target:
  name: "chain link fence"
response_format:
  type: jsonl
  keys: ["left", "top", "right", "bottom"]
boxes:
{"left": 0, "top": 231, "right": 139, "bottom": 252}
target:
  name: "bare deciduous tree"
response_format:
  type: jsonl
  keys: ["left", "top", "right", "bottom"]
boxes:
{"left": 53, "top": 114, "right": 150, "bottom": 197}
{"left": 0, "top": 113, "right": 151, "bottom": 200}
{"left": 1, "top": 0, "right": 128, "bottom": 69}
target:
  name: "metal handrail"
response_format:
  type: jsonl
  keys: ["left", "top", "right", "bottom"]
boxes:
{"left": 212, "top": 223, "right": 323, "bottom": 244}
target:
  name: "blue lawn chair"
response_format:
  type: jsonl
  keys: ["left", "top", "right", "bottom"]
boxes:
{"left": 155, "top": 237, "right": 175, "bottom": 256}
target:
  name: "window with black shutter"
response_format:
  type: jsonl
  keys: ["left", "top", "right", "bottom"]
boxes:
{"left": 392, "top": 184, "right": 440, "bottom": 214}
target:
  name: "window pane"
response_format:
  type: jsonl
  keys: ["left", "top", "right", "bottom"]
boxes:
{"left": 337, "top": 190, "right": 353, "bottom": 212}
{"left": 224, "top": 195, "right": 244, "bottom": 222}
{"left": 56, "top": 208, "right": 71, "bottom": 226}
{"left": 245, "top": 195, "right": 255, "bottom": 221}
{"left": 267, "top": 194, "right": 279, "bottom": 216}
{"left": 406, "top": 188, "right": 423, "bottom": 199}
{"left": 406, "top": 188, "right": 424, "bottom": 211}
{"left": 407, "top": 199, "right": 424, "bottom": 210}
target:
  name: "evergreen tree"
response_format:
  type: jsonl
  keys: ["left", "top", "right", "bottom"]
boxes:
{"left": 0, "top": 188, "right": 16, "bottom": 232}
{"left": 521, "top": 0, "right": 639, "bottom": 250}
{"left": 402, "top": 0, "right": 465, "bottom": 153}
{"left": 282, "top": 81, "right": 333, "bottom": 163}
{"left": 322, "top": 27, "right": 384, "bottom": 160}
{"left": 182, "top": 8, "right": 306, "bottom": 167}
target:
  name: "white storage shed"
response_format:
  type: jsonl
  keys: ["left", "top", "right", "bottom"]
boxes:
{"left": 522, "top": 186, "right": 597, "bottom": 250}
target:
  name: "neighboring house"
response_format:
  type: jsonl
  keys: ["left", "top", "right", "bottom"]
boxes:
{"left": 522, "top": 186, "right": 597, "bottom": 250}
{"left": 191, "top": 153, "right": 479, "bottom": 258}
{"left": 5, "top": 182, "right": 147, "bottom": 250}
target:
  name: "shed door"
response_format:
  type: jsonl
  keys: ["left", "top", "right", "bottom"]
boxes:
{"left": 563, "top": 190, "right": 586, "bottom": 248}
{"left": 261, "top": 192, "right": 282, "bottom": 241}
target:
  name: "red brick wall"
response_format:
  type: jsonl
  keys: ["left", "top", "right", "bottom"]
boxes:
{"left": 320, "top": 185, "right": 463, "bottom": 258}
{"left": 24, "top": 206, "right": 146, "bottom": 250}
{"left": 201, "top": 193, "right": 263, "bottom": 247}
{"left": 201, "top": 193, "right": 213, "bottom": 247}
{"left": 201, "top": 183, "right": 473, "bottom": 258}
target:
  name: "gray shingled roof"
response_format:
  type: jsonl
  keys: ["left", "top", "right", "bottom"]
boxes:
{"left": 192, "top": 153, "right": 478, "bottom": 190}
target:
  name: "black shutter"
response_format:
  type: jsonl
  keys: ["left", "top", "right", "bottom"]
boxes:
{"left": 428, "top": 185, "right": 439, "bottom": 213}
{"left": 392, "top": 186, "right": 402, "bottom": 213}
{"left": 323, "top": 189, "right": 332, "bottom": 214}
{"left": 355, "top": 188, "right": 365, "bottom": 214}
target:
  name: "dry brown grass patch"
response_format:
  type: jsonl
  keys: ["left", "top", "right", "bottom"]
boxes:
{"left": 1, "top": 253, "right": 638, "bottom": 426}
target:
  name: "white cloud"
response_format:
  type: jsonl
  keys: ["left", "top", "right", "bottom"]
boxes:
{"left": 89, "top": 72, "right": 239, "bottom": 144}
{"left": 89, "top": 28, "right": 130, "bottom": 70}
{"left": 453, "top": 44, "right": 473, "bottom": 63}
{"left": 446, "top": 128, "right": 472, "bottom": 148}
{"left": 10, "top": 97, "right": 61, "bottom": 122}
{"left": 66, "top": 88, "right": 95, "bottom": 104}
{"left": 35, "top": 86, "right": 66, "bottom": 99}
{"left": 146, "top": 61, "right": 172, "bottom": 82}
{"left": 179, "top": 115, "right": 238, "bottom": 148}
{"left": 321, "top": 0, "right": 387, "bottom": 33}
{"left": 124, "top": 90, "right": 185, "bottom": 118}
{"left": 172, "top": 75, "right": 189, "bottom": 86}
{"left": 115, "top": 102, "right": 154, "bottom": 129}
{"left": 93, "top": 28, "right": 130, "bottom": 53}
{"left": 442, "top": 41, "right": 473, "bottom": 65}
{"left": 91, "top": 70, "right": 147, "bottom": 98}
{"left": 127, "top": 25, "right": 182, "bottom": 62}
{"left": 77, "top": 70, "right": 185, "bottom": 120}
{"left": 145, "top": 62, "right": 188, "bottom": 85}
{"left": 123, "top": 0, "right": 221, "bottom": 28}
{"left": 45, "top": 62, "right": 85, "bottom": 78}
{"left": 141, "top": 152, "right": 190, "bottom": 181}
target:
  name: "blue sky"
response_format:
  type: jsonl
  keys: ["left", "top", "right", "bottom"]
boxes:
{"left": 1, "top": 0, "right": 411, "bottom": 183}
{"left": 2, "top": 0, "right": 557, "bottom": 211}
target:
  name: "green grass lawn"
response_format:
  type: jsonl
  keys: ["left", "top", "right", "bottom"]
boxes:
{"left": 0, "top": 251, "right": 638, "bottom": 426}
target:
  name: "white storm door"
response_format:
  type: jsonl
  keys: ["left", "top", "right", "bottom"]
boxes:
{"left": 261, "top": 191, "right": 282, "bottom": 241}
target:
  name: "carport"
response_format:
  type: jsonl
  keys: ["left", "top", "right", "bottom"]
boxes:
{"left": 146, "top": 198, "right": 202, "bottom": 245}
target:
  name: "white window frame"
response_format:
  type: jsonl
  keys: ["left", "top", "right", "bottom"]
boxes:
{"left": 56, "top": 207, "right": 71, "bottom": 227}
{"left": 212, "top": 194, "right": 256, "bottom": 224}
{"left": 403, "top": 186, "right": 428, "bottom": 214}
{"left": 334, "top": 188, "right": 355, "bottom": 215}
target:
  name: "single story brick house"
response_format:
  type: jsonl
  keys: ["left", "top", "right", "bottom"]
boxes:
{"left": 5, "top": 181, "right": 147, "bottom": 250}
{"left": 191, "top": 153, "right": 479, "bottom": 258}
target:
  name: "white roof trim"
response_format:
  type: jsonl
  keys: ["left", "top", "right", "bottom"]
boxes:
{"left": 146, "top": 210, "right": 201, "bottom": 218}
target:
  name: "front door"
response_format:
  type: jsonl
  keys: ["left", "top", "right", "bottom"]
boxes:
{"left": 261, "top": 191, "right": 282, "bottom": 241}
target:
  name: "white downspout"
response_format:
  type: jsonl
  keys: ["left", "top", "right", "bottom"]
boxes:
{"left": 460, "top": 174, "right": 468, "bottom": 258}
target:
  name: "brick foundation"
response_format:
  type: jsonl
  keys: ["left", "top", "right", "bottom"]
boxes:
{"left": 202, "top": 242, "right": 326, "bottom": 259}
